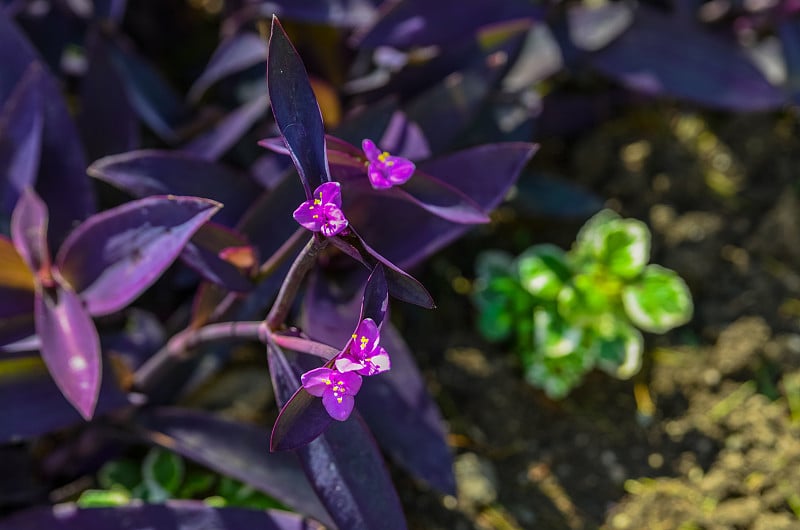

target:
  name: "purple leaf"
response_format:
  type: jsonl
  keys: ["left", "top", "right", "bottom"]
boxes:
{"left": 106, "top": 35, "right": 192, "bottom": 143}
{"left": 10, "top": 188, "right": 51, "bottom": 275}
{"left": 0, "top": 502, "right": 325, "bottom": 530}
{"left": 353, "top": 0, "right": 538, "bottom": 48}
{"left": 268, "top": 339, "right": 333, "bottom": 451}
{"left": 360, "top": 265, "right": 388, "bottom": 327}
{"left": 330, "top": 231, "right": 435, "bottom": 308}
{"left": 0, "top": 12, "right": 94, "bottom": 244}
{"left": 88, "top": 150, "right": 260, "bottom": 227}
{"left": 93, "top": 0, "right": 127, "bottom": 23}
{"left": 223, "top": 0, "right": 379, "bottom": 33}
{"left": 180, "top": 222, "right": 255, "bottom": 292}
{"left": 183, "top": 96, "right": 270, "bottom": 161}
{"left": 297, "top": 415, "right": 407, "bottom": 530}
{"left": 137, "top": 407, "right": 333, "bottom": 527}
{"left": 779, "top": 19, "right": 800, "bottom": 105}
{"left": 35, "top": 282, "right": 101, "bottom": 420}
{"left": 0, "top": 64, "right": 43, "bottom": 216}
{"left": 270, "top": 333, "right": 340, "bottom": 359}
{"left": 56, "top": 196, "right": 221, "bottom": 316}
{"left": 78, "top": 31, "right": 139, "bottom": 160}
{"left": 267, "top": 16, "right": 330, "bottom": 198}
{"left": 589, "top": 6, "right": 784, "bottom": 110}
{"left": 379, "top": 111, "right": 431, "bottom": 160}
{"left": 189, "top": 32, "right": 268, "bottom": 102}
{"left": 352, "top": 143, "right": 537, "bottom": 269}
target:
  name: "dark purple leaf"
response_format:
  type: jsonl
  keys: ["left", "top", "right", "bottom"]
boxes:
{"left": 351, "top": 143, "right": 537, "bottom": 269}
{"left": 88, "top": 150, "right": 260, "bottom": 227}
{"left": 267, "top": 16, "right": 330, "bottom": 197}
{"left": 180, "top": 222, "right": 255, "bottom": 292}
{"left": 297, "top": 416, "right": 407, "bottom": 530}
{"left": 35, "top": 283, "right": 101, "bottom": 419}
{"left": 56, "top": 196, "right": 221, "bottom": 316}
{"left": 379, "top": 110, "right": 431, "bottom": 160}
{"left": 589, "top": 6, "right": 784, "bottom": 110}
{"left": 0, "top": 13, "right": 94, "bottom": 244}
{"left": 779, "top": 19, "right": 800, "bottom": 104}
{"left": 94, "top": 0, "right": 127, "bottom": 23}
{"left": 183, "top": 96, "right": 270, "bottom": 161}
{"left": 269, "top": 338, "right": 408, "bottom": 530}
{"left": 360, "top": 265, "right": 388, "bottom": 327}
{"left": 512, "top": 172, "right": 603, "bottom": 218}
{"left": 0, "top": 502, "right": 324, "bottom": 530}
{"left": 330, "top": 231, "right": 435, "bottom": 308}
{"left": 137, "top": 407, "right": 333, "bottom": 527}
{"left": 301, "top": 277, "right": 455, "bottom": 494}
{"left": 0, "top": 354, "right": 127, "bottom": 442}
{"left": 270, "top": 333, "right": 340, "bottom": 359}
{"left": 10, "top": 187, "right": 50, "bottom": 275}
{"left": 78, "top": 31, "right": 139, "bottom": 160}
{"left": 389, "top": 172, "right": 490, "bottom": 224}
{"left": 224, "top": 0, "right": 379, "bottom": 32}
{"left": 353, "top": 0, "right": 538, "bottom": 48}
{"left": 106, "top": 35, "right": 193, "bottom": 143}
{"left": 268, "top": 339, "right": 333, "bottom": 451}
{"left": 0, "top": 64, "right": 43, "bottom": 217}
{"left": 189, "top": 32, "right": 268, "bottom": 102}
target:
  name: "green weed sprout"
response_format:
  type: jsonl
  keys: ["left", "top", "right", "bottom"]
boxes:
{"left": 473, "top": 210, "right": 693, "bottom": 398}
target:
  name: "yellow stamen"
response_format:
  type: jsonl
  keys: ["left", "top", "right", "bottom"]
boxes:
{"left": 378, "top": 151, "right": 391, "bottom": 163}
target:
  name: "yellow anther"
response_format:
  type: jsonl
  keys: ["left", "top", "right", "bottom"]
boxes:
{"left": 378, "top": 151, "right": 391, "bottom": 163}
{"left": 360, "top": 336, "right": 369, "bottom": 348}
{"left": 313, "top": 198, "right": 322, "bottom": 205}
{"left": 336, "top": 397, "right": 343, "bottom": 403}
{"left": 351, "top": 333, "right": 357, "bottom": 339}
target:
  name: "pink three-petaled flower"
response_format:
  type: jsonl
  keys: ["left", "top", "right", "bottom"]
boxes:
{"left": 292, "top": 181, "right": 348, "bottom": 237}
{"left": 362, "top": 139, "right": 415, "bottom": 189}
{"left": 301, "top": 318, "right": 391, "bottom": 421}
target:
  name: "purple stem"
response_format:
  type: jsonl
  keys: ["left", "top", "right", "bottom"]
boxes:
{"left": 265, "top": 235, "right": 327, "bottom": 331}
{"left": 133, "top": 320, "right": 265, "bottom": 392}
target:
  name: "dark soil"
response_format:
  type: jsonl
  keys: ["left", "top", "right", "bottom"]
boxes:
{"left": 395, "top": 108, "right": 800, "bottom": 530}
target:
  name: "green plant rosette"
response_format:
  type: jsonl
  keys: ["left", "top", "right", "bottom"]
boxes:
{"left": 516, "top": 244, "right": 570, "bottom": 300}
{"left": 575, "top": 209, "right": 651, "bottom": 279}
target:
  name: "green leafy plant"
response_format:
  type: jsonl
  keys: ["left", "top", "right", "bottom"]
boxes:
{"left": 77, "top": 448, "right": 284, "bottom": 510}
{"left": 473, "top": 210, "right": 693, "bottom": 398}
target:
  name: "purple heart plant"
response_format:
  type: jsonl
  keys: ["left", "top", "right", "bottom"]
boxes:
{"left": 0, "top": 7, "right": 538, "bottom": 530}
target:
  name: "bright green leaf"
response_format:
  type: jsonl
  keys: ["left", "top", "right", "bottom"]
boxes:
{"left": 622, "top": 265, "right": 693, "bottom": 333}
{"left": 142, "top": 448, "right": 185, "bottom": 500}
{"left": 76, "top": 488, "right": 131, "bottom": 508}
{"left": 592, "top": 321, "right": 644, "bottom": 379}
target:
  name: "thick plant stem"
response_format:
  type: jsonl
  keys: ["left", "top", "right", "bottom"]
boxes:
{"left": 133, "top": 320, "right": 264, "bottom": 392}
{"left": 265, "top": 235, "right": 327, "bottom": 330}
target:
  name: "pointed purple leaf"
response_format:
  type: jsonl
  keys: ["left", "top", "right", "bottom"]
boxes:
{"left": 267, "top": 17, "right": 330, "bottom": 197}
{"left": 88, "top": 150, "right": 260, "bottom": 227}
{"left": 297, "top": 415, "right": 407, "bottom": 530}
{"left": 78, "top": 31, "right": 139, "bottom": 160}
{"left": 183, "top": 96, "right": 270, "bottom": 161}
{"left": 35, "top": 282, "right": 101, "bottom": 419}
{"left": 330, "top": 230, "right": 434, "bottom": 308}
{"left": 379, "top": 110, "right": 431, "bottom": 160}
{"left": 360, "top": 265, "right": 388, "bottom": 327}
{"left": 0, "top": 502, "right": 325, "bottom": 530}
{"left": 353, "top": 0, "right": 537, "bottom": 48}
{"left": 0, "top": 13, "right": 94, "bottom": 245}
{"left": 0, "top": 65, "right": 43, "bottom": 216}
{"left": 137, "top": 407, "right": 333, "bottom": 527}
{"left": 106, "top": 35, "right": 192, "bottom": 143}
{"left": 189, "top": 32, "right": 268, "bottom": 102}
{"left": 10, "top": 188, "right": 50, "bottom": 275}
{"left": 268, "top": 339, "right": 333, "bottom": 451}
{"left": 270, "top": 333, "right": 340, "bottom": 360}
{"left": 56, "top": 196, "right": 221, "bottom": 316}
{"left": 352, "top": 143, "right": 537, "bottom": 270}
{"left": 590, "top": 6, "right": 784, "bottom": 110}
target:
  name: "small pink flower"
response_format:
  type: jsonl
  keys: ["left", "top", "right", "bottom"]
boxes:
{"left": 362, "top": 139, "right": 415, "bottom": 190}
{"left": 301, "top": 367, "right": 363, "bottom": 421}
{"left": 292, "top": 182, "right": 348, "bottom": 237}
{"left": 335, "top": 318, "right": 391, "bottom": 376}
